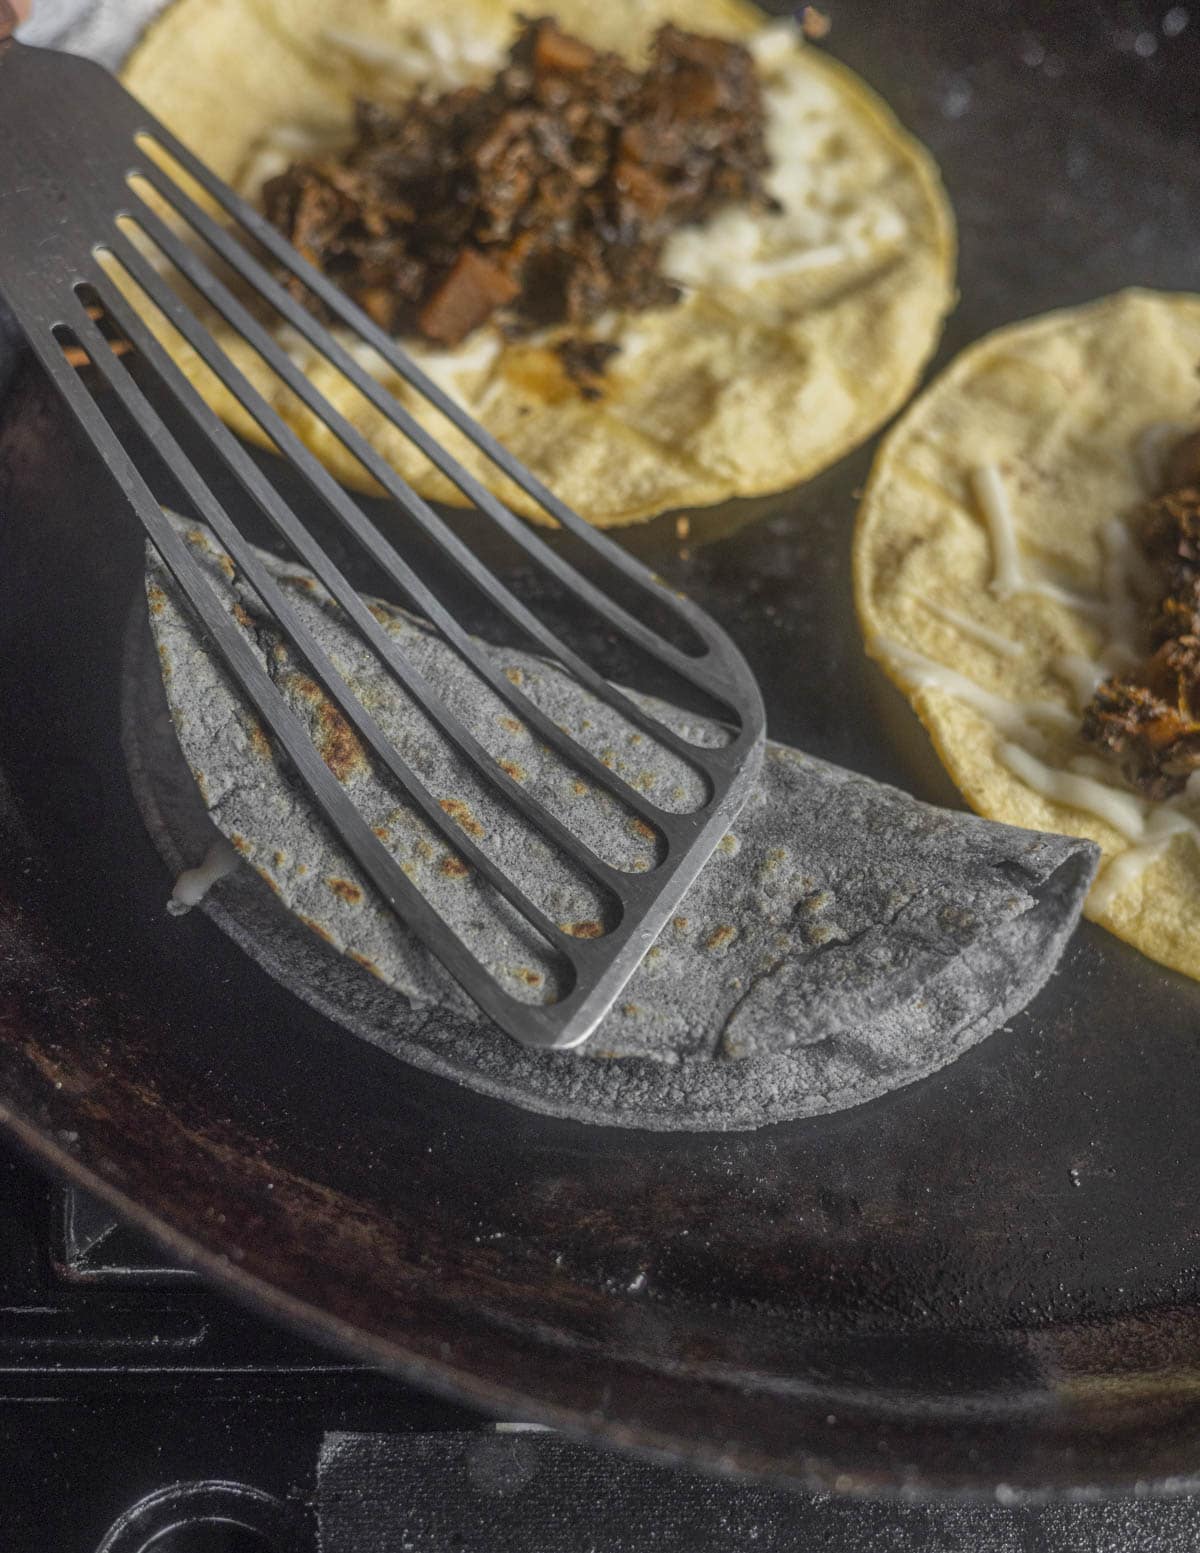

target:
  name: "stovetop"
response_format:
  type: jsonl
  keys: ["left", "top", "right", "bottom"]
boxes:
{"left": 5, "top": 1140, "right": 1200, "bottom": 1552}
{"left": 0, "top": 1141, "right": 482, "bottom": 1551}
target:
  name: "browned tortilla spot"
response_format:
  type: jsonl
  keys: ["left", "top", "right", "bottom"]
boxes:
{"left": 298, "top": 913, "right": 334, "bottom": 944}
{"left": 328, "top": 877, "right": 364, "bottom": 904}
{"left": 245, "top": 716, "right": 272, "bottom": 760}
{"left": 561, "top": 919, "right": 603, "bottom": 939}
{"left": 438, "top": 797, "right": 485, "bottom": 838}
{"left": 314, "top": 700, "right": 368, "bottom": 782}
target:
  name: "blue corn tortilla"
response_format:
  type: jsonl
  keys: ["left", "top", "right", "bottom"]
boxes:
{"left": 123, "top": 522, "right": 1098, "bottom": 1129}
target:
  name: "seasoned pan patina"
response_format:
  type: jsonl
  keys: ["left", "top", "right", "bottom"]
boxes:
{"left": 2, "top": 0, "right": 1200, "bottom": 1501}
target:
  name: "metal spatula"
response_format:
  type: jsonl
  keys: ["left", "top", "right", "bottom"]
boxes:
{"left": 0, "top": 25, "right": 766, "bottom": 1051}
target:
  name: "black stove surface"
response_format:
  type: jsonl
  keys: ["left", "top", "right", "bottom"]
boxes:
{"left": 0, "top": 1140, "right": 481, "bottom": 1551}
{"left": 3, "top": 1138, "right": 1200, "bottom": 1552}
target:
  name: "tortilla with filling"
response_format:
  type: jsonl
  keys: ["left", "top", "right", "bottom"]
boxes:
{"left": 127, "top": 522, "right": 1096, "bottom": 1130}
{"left": 855, "top": 288, "right": 1200, "bottom": 981}
{"left": 118, "top": 0, "right": 955, "bottom": 527}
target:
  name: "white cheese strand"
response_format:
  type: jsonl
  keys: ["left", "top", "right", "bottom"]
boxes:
{"left": 1134, "top": 421, "right": 1194, "bottom": 495}
{"left": 1100, "top": 518, "right": 1146, "bottom": 648}
{"left": 168, "top": 840, "right": 240, "bottom": 916}
{"left": 1054, "top": 653, "right": 1106, "bottom": 708}
{"left": 875, "top": 638, "right": 1076, "bottom": 740}
{"left": 971, "top": 464, "right": 1104, "bottom": 616}
{"left": 1088, "top": 839, "right": 1174, "bottom": 915}
{"left": 1087, "top": 809, "right": 1194, "bottom": 915}
{"left": 972, "top": 464, "right": 1025, "bottom": 598}
{"left": 747, "top": 20, "right": 804, "bottom": 70}
{"left": 321, "top": 23, "right": 506, "bottom": 89}
{"left": 997, "top": 743, "right": 1151, "bottom": 842}
{"left": 322, "top": 28, "right": 433, "bottom": 73}
{"left": 917, "top": 595, "right": 1023, "bottom": 659}
{"left": 996, "top": 747, "right": 1198, "bottom": 915}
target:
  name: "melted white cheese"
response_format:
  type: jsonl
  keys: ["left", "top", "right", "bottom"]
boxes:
{"left": 168, "top": 840, "right": 240, "bottom": 916}
{"left": 894, "top": 449, "right": 1200, "bottom": 916}
{"left": 1054, "top": 653, "right": 1105, "bottom": 708}
{"left": 272, "top": 322, "right": 501, "bottom": 405}
{"left": 747, "top": 20, "right": 803, "bottom": 69}
{"left": 322, "top": 23, "right": 505, "bottom": 88}
{"left": 918, "top": 595, "right": 1023, "bottom": 658}
{"left": 341, "top": 330, "right": 502, "bottom": 404}
{"left": 1088, "top": 838, "right": 1174, "bottom": 915}
{"left": 971, "top": 464, "right": 1025, "bottom": 598}
{"left": 1087, "top": 810, "right": 1195, "bottom": 915}
{"left": 878, "top": 624, "right": 1200, "bottom": 916}
{"left": 1067, "top": 752, "right": 1122, "bottom": 783}
{"left": 971, "top": 464, "right": 1104, "bottom": 615}
{"left": 997, "top": 743, "right": 1150, "bottom": 842}
{"left": 876, "top": 638, "right": 1076, "bottom": 740}
{"left": 1135, "top": 420, "right": 1194, "bottom": 494}
{"left": 661, "top": 27, "right": 908, "bottom": 292}
{"left": 997, "top": 744, "right": 1200, "bottom": 915}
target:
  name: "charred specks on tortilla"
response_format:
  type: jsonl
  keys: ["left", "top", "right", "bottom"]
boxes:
{"left": 261, "top": 17, "right": 774, "bottom": 359}
{"left": 1083, "top": 435, "right": 1200, "bottom": 797}
{"left": 555, "top": 338, "right": 622, "bottom": 400}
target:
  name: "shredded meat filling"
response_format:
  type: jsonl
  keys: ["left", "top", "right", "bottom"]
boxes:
{"left": 261, "top": 16, "right": 774, "bottom": 350}
{"left": 1083, "top": 471, "right": 1200, "bottom": 798}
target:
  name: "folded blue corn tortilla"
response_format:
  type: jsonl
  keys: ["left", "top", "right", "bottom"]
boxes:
{"left": 123, "top": 521, "right": 1098, "bottom": 1130}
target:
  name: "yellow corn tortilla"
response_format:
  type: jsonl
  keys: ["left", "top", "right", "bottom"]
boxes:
{"left": 854, "top": 288, "right": 1200, "bottom": 980}
{"left": 119, "top": 0, "right": 955, "bottom": 526}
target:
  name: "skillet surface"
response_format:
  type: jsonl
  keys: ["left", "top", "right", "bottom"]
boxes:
{"left": 2, "top": 0, "right": 1200, "bottom": 1499}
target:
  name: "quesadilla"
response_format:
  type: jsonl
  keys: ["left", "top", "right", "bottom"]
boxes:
{"left": 125, "top": 522, "right": 1096, "bottom": 1129}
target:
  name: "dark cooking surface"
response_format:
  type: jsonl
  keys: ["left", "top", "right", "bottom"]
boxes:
{"left": 1, "top": 0, "right": 1200, "bottom": 1500}
{"left": 8, "top": 1157, "right": 1200, "bottom": 1552}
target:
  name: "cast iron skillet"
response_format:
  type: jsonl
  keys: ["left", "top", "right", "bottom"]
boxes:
{"left": 2, "top": 0, "right": 1200, "bottom": 1500}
